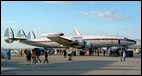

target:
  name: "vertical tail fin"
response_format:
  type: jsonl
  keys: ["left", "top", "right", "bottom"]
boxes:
{"left": 4, "top": 27, "right": 14, "bottom": 43}
{"left": 17, "top": 29, "right": 27, "bottom": 39}
{"left": 27, "top": 31, "right": 36, "bottom": 39}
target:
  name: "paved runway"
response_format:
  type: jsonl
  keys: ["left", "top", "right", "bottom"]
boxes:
{"left": 1, "top": 54, "right": 141, "bottom": 75}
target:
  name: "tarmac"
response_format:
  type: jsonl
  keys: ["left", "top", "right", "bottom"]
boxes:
{"left": 1, "top": 54, "right": 141, "bottom": 75}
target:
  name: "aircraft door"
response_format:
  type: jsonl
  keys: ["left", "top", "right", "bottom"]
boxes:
{"left": 118, "top": 40, "right": 121, "bottom": 44}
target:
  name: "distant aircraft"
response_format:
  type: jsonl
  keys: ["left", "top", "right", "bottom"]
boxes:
{"left": 4, "top": 27, "right": 136, "bottom": 53}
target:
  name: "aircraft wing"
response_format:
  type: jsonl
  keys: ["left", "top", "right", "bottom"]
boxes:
{"left": 47, "top": 36, "right": 77, "bottom": 47}
{"left": 44, "top": 33, "right": 77, "bottom": 47}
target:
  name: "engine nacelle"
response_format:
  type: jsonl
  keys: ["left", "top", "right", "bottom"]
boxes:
{"left": 85, "top": 42, "right": 92, "bottom": 48}
{"left": 74, "top": 40, "right": 86, "bottom": 47}
{"left": 42, "top": 33, "right": 64, "bottom": 37}
{"left": 4, "top": 28, "right": 14, "bottom": 43}
{"left": 73, "top": 39, "right": 93, "bottom": 49}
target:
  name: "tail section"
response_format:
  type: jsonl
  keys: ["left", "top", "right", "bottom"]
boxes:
{"left": 4, "top": 28, "right": 14, "bottom": 43}
{"left": 27, "top": 31, "right": 36, "bottom": 39}
{"left": 17, "top": 29, "right": 27, "bottom": 39}
{"left": 4, "top": 27, "right": 27, "bottom": 43}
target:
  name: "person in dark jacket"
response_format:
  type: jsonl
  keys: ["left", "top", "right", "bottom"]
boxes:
{"left": 35, "top": 48, "right": 42, "bottom": 63}
{"left": 63, "top": 50, "right": 67, "bottom": 58}
{"left": 26, "top": 50, "right": 31, "bottom": 65}
{"left": 120, "top": 51, "right": 123, "bottom": 62}
{"left": 43, "top": 48, "right": 49, "bottom": 63}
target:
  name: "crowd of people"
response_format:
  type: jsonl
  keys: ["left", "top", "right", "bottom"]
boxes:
{"left": 23, "top": 48, "right": 76, "bottom": 65}
{"left": 2, "top": 47, "right": 127, "bottom": 64}
{"left": 24, "top": 48, "right": 49, "bottom": 65}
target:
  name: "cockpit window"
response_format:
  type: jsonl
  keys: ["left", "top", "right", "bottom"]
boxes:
{"left": 124, "top": 37, "right": 128, "bottom": 40}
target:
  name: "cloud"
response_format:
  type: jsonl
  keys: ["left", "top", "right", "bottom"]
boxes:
{"left": 43, "top": 1, "right": 78, "bottom": 4}
{"left": 82, "top": 11, "right": 129, "bottom": 20}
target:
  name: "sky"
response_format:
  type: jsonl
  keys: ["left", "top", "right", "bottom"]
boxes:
{"left": 1, "top": 1, "right": 141, "bottom": 48}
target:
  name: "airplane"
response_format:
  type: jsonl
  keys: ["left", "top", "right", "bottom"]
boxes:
{"left": 127, "top": 39, "right": 141, "bottom": 49}
{"left": 4, "top": 27, "right": 137, "bottom": 54}
{"left": 127, "top": 39, "right": 141, "bottom": 54}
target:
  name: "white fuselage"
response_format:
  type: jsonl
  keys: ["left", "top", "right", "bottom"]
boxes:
{"left": 19, "top": 35, "right": 136, "bottom": 49}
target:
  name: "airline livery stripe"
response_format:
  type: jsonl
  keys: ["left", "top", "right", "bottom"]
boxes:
{"left": 34, "top": 38, "right": 136, "bottom": 43}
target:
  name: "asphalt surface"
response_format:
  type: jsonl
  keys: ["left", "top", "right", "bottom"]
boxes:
{"left": 1, "top": 54, "right": 141, "bottom": 75}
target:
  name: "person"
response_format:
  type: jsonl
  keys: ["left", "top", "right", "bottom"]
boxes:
{"left": 94, "top": 50, "right": 96, "bottom": 55}
{"left": 59, "top": 50, "right": 62, "bottom": 55}
{"left": 7, "top": 49, "right": 11, "bottom": 60}
{"left": 43, "top": 48, "right": 49, "bottom": 63}
{"left": 73, "top": 51, "right": 76, "bottom": 56}
{"left": 20, "top": 49, "right": 23, "bottom": 57}
{"left": 103, "top": 49, "right": 106, "bottom": 56}
{"left": 26, "top": 50, "right": 32, "bottom": 65}
{"left": 97, "top": 49, "right": 99, "bottom": 56}
{"left": 122, "top": 51, "right": 126, "bottom": 62}
{"left": 5, "top": 50, "right": 9, "bottom": 60}
{"left": 63, "top": 50, "right": 67, "bottom": 58}
{"left": 31, "top": 51, "right": 37, "bottom": 65}
{"left": 89, "top": 48, "right": 92, "bottom": 56}
{"left": 24, "top": 49, "right": 28, "bottom": 55}
{"left": 107, "top": 48, "right": 111, "bottom": 56}
{"left": 120, "top": 51, "right": 123, "bottom": 62}
{"left": 68, "top": 50, "right": 73, "bottom": 61}
{"left": 35, "top": 48, "right": 42, "bottom": 63}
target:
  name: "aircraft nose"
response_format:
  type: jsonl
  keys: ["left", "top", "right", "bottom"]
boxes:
{"left": 132, "top": 40, "right": 137, "bottom": 44}
{"left": 128, "top": 39, "right": 137, "bottom": 44}
{"left": 134, "top": 40, "right": 137, "bottom": 44}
